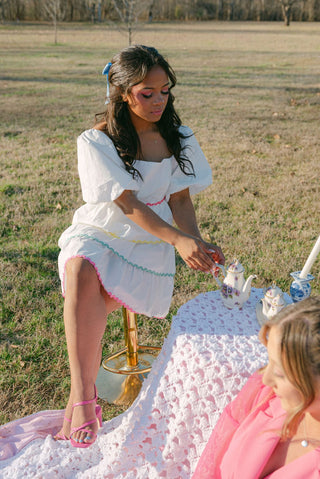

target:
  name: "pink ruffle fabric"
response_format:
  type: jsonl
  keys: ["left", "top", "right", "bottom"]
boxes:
{"left": 192, "top": 372, "right": 272, "bottom": 478}
{"left": 0, "top": 410, "right": 64, "bottom": 461}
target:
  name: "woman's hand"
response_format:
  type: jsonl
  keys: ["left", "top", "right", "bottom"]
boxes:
{"left": 115, "top": 189, "right": 225, "bottom": 273}
{"left": 168, "top": 189, "right": 225, "bottom": 271}
{"left": 202, "top": 241, "right": 225, "bottom": 265}
{"left": 174, "top": 236, "right": 225, "bottom": 272}
{"left": 202, "top": 241, "right": 225, "bottom": 276}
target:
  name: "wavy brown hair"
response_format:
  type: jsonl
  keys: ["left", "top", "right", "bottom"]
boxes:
{"left": 259, "top": 296, "right": 320, "bottom": 440}
{"left": 95, "top": 45, "right": 194, "bottom": 179}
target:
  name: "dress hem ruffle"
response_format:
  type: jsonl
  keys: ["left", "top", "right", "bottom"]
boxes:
{"left": 63, "top": 233, "right": 174, "bottom": 278}
{"left": 62, "top": 255, "right": 166, "bottom": 319}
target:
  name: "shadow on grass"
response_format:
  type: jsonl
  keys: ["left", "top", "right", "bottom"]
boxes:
{"left": 1, "top": 245, "right": 59, "bottom": 274}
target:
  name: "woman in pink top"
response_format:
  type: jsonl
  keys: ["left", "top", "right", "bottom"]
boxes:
{"left": 193, "top": 296, "right": 320, "bottom": 478}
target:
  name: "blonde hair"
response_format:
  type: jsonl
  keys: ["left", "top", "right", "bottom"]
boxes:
{"left": 259, "top": 296, "right": 320, "bottom": 439}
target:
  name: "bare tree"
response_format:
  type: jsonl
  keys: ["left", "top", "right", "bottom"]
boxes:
{"left": 0, "top": 0, "right": 8, "bottom": 22}
{"left": 278, "top": 0, "right": 299, "bottom": 25}
{"left": 43, "top": 0, "right": 66, "bottom": 44}
{"left": 85, "top": 0, "right": 96, "bottom": 22}
{"left": 111, "top": 0, "right": 151, "bottom": 45}
{"left": 2, "top": 0, "right": 320, "bottom": 23}
{"left": 0, "top": 0, "right": 25, "bottom": 21}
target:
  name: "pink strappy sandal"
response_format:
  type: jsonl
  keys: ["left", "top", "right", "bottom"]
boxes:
{"left": 54, "top": 415, "right": 72, "bottom": 440}
{"left": 70, "top": 387, "right": 102, "bottom": 448}
{"left": 55, "top": 404, "right": 101, "bottom": 441}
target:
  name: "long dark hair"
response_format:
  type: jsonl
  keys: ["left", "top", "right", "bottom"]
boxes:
{"left": 95, "top": 45, "right": 194, "bottom": 179}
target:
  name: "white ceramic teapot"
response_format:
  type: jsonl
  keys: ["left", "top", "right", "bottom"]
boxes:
{"left": 269, "top": 294, "right": 287, "bottom": 316}
{"left": 213, "top": 259, "right": 256, "bottom": 309}
{"left": 261, "top": 283, "right": 288, "bottom": 320}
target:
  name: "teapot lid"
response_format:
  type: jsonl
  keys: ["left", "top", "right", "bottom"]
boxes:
{"left": 264, "top": 283, "right": 283, "bottom": 299}
{"left": 228, "top": 259, "right": 244, "bottom": 273}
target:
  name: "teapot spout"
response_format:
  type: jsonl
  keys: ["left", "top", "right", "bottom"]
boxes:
{"left": 242, "top": 274, "right": 257, "bottom": 301}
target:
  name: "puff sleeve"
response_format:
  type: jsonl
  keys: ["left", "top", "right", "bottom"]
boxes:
{"left": 168, "top": 126, "right": 212, "bottom": 196}
{"left": 77, "top": 129, "right": 139, "bottom": 204}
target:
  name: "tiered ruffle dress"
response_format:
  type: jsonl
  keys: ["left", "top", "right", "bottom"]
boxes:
{"left": 58, "top": 126, "right": 212, "bottom": 318}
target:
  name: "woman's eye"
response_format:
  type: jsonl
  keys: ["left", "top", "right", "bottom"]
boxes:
{"left": 141, "top": 91, "right": 169, "bottom": 99}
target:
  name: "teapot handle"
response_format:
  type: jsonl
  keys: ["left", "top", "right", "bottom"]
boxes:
{"left": 211, "top": 263, "right": 226, "bottom": 288}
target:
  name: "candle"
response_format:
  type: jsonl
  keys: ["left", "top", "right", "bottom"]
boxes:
{"left": 300, "top": 235, "right": 320, "bottom": 278}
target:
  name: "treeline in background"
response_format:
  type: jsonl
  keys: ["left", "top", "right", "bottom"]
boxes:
{"left": 2, "top": 0, "right": 320, "bottom": 24}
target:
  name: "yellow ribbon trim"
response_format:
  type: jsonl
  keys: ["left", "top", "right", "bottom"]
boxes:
{"left": 105, "top": 230, "right": 164, "bottom": 244}
{"left": 76, "top": 222, "right": 165, "bottom": 245}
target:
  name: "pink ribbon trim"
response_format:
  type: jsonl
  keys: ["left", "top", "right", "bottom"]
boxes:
{"left": 145, "top": 197, "right": 166, "bottom": 207}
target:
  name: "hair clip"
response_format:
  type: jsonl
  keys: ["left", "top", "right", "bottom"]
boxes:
{"left": 102, "top": 62, "right": 112, "bottom": 104}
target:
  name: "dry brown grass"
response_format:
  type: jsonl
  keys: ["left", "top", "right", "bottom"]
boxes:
{"left": 1, "top": 21, "right": 320, "bottom": 424}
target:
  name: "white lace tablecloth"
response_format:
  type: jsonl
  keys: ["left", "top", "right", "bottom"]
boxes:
{"left": 0, "top": 288, "right": 270, "bottom": 478}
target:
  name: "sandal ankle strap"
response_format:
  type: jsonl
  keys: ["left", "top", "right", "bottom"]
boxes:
{"left": 72, "top": 385, "right": 98, "bottom": 409}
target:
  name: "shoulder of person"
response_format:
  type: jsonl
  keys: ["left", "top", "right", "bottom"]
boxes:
{"left": 178, "top": 125, "right": 194, "bottom": 138}
{"left": 178, "top": 125, "right": 201, "bottom": 147}
{"left": 77, "top": 129, "right": 120, "bottom": 161}
{"left": 78, "top": 128, "right": 115, "bottom": 149}
{"left": 178, "top": 125, "right": 205, "bottom": 154}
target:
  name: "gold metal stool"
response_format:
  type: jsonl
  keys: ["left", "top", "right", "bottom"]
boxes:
{"left": 96, "top": 307, "right": 161, "bottom": 407}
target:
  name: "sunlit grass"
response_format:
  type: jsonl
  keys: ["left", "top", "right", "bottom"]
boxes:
{"left": 1, "top": 21, "right": 320, "bottom": 425}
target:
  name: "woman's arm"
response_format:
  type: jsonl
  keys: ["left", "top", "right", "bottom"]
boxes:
{"left": 169, "top": 188, "right": 225, "bottom": 267}
{"left": 114, "top": 189, "right": 224, "bottom": 272}
{"left": 168, "top": 188, "right": 202, "bottom": 238}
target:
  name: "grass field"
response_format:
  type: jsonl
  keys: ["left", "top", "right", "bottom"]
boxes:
{"left": 1, "top": 21, "right": 319, "bottom": 425}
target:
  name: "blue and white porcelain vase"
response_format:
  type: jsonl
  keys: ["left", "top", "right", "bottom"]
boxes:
{"left": 290, "top": 271, "right": 314, "bottom": 303}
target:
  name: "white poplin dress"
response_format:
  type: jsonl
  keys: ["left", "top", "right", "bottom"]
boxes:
{"left": 58, "top": 126, "right": 212, "bottom": 318}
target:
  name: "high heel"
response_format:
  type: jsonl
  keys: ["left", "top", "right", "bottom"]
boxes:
{"left": 70, "top": 387, "right": 102, "bottom": 448}
{"left": 95, "top": 405, "right": 102, "bottom": 427}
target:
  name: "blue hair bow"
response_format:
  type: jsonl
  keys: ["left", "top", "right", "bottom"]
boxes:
{"left": 102, "top": 62, "right": 112, "bottom": 105}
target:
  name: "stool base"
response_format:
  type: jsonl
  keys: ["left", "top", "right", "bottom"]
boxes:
{"left": 103, "top": 345, "right": 161, "bottom": 375}
{"left": 96, "top": 347, "right": 160, "bottom": 407}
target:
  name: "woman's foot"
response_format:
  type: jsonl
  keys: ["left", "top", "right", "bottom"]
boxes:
{"left": 54, "top": 389, "right": 102, "bottom": 444}
{"left": 54, "top": 401, "right": 73, "bottom": 440}
{"left": 69, "top": 386, "right": 102, "bottom": 447}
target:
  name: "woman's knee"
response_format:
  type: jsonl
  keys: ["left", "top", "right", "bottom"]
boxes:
{"left": 65, "top": 257, "right": 100, "bottom": 295}
{"left": 100, "top": 286, "right": 122, "bottom": 314}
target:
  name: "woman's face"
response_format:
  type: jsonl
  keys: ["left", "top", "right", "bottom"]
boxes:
{"left": 124, "top": 65, "right": 170, "bottom": 128}
{"left": 262, "top": 326, "right": 302, "bottom": 412}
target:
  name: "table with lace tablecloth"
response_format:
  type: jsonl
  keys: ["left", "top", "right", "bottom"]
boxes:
{"left": 0, "top": 288, "right": 271, "bottom": 478}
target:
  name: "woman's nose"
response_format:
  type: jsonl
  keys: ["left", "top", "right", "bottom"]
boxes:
{"left": 262, "top": 364, "right": 274, "bottom": 388}
{"left": 153, "top": 94, "right": 165, "bottom": 105}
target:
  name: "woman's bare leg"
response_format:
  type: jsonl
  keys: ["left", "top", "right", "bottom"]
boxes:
{"left": 55, "top": 257, "right": 120, "bottom": 443}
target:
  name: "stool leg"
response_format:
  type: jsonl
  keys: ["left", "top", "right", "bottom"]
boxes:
{"left": 122, "top": 307, "right": 138, "bottom": 368}
{"left": 98, "top": 307, "right": 162, "bottom": 405}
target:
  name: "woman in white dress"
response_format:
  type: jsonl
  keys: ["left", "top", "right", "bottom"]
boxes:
{"left": 56, "top": 45, "right": 225, "bottom": 448}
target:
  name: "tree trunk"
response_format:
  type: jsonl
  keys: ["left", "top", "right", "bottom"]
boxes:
{"left": 216, "top": 0, "right": 220, "bottom": 20}
{"left": 281, "top": 3, "right": 291, "bottom": 25}
{"left": 54, "top": 17, "right": 57, "bottom": 43}
{"left": 128, "top": 26, "right": 132, "bottom": 46}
